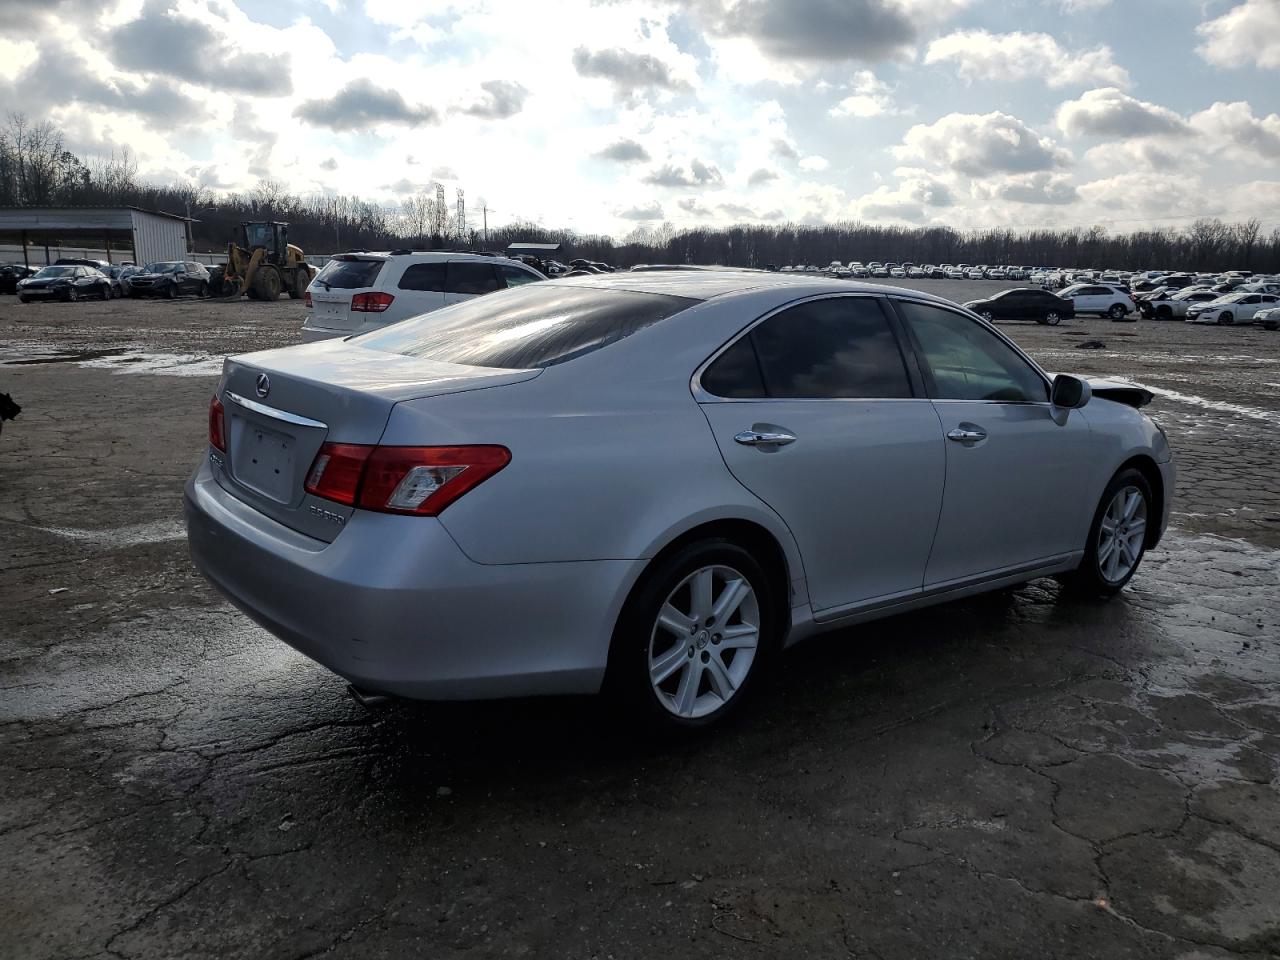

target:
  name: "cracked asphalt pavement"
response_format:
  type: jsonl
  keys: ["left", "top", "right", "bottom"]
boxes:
{"left": 2, "top": 282, "right": 1279, "bottom": 959}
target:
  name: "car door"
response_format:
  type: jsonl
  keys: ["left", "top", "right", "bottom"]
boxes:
{"left": 994, "top": 290, "right": 1028, "bottom": 320}
{"left": 497, "top": 263, "right": 543, "bottom": 288}
{"left": 892, "top": 298, "right": 1095, "bottom": 588}
{"left": 444, "top": 261, "right": 501, "bottom": 306}
{"left": 696, "top": 295, "right": 945, "bottom": 614}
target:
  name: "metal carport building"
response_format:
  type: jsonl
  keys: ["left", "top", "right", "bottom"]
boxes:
{"left": 0, "top": 206, "right": 189, "bottom": 267}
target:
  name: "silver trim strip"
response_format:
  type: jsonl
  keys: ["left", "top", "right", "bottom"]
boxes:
{"left": 224, "top": 391, "right": 328, "bottom": 429}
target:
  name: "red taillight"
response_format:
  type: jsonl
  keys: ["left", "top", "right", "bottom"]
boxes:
{"left": 303, "top": 443, "right": 510, "bottom": 516}
{"left": 304, "top": 290, "right": 313, "bottom": 308}
{"left": 208, "top": 394, "right": 226, "bottom": 452}
{"left": 350, "top": 291, "right": 394, "bottom": 313}
{"left": 303, "top": 443, "right": 373, "bottom": 506}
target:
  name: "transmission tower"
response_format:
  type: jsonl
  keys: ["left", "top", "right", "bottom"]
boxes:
{"left": 433, "top": 182, "right": 447, "bottom": 236}
{"left": 456, "top": 188, "right": 466, "bottom": 240}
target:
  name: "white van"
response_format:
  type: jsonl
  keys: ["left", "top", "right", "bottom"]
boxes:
{"left": 301, "top": 251, "right": 545, "bottom": 342}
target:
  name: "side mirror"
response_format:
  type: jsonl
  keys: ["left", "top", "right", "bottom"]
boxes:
{"left": 1051, "top": 373, "right": 1091, "bottom": 409}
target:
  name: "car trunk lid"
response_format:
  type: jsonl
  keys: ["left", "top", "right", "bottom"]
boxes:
{"left": 213, "top": 339, "right": 539, "bottom": 542}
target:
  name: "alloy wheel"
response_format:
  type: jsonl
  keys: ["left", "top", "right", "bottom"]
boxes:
{"left": 648, "top": 564, "right": 760, "bottom": 719}
{"left": 1045, "top": 311, "right": 1061, "bottom": 325}
{"left": 1097, "top": 486, "right": 1147, "bottom": 584}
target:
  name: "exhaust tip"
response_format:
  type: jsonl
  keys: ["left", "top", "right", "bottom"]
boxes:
{"left": 347, "top": 683, "right": 395, "bottom": 709}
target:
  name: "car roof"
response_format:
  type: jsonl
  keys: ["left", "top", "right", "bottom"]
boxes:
{"left": 543, "top": 268, "right": 959, "bottom": 305}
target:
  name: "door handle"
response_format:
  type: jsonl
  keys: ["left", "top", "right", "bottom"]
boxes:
{"left": 734, "top": 429, "right": 797, "bottom": 447}
{"left": 946, "top": 425, "right": 988, "bottom": 443}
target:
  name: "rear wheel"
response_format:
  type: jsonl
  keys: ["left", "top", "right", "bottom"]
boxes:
{"left": 1044, "top": 310, "right": 1062, "bottom": 325}
{"left": 1061, "top": 468, "right": 1152, "bottom": 596}
{"left": 1107, "top": 303, "right": 1128, "bottom": 320}
{"left": 607, "top": 539, "right": 779, "bottom": 732}
{"left": 99, "top": 283, "right": 110, "bottom": 301}
{"left": 979, "top": 310, "right": 994, "bottom": 322}
{"left": 198, "top": 281, "right": 208, "bottom": 298}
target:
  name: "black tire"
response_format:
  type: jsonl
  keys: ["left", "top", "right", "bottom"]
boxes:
{"left": 1044, "top": 310, "right": 1062, "bottom": 326}
{"left": 980, "top": 310, "right": 995, "bottom": 322}
{"left": 66, "top": 287, "right": 78, "bottom": 303}
{"left": 1155, "top": 305, "right": 1172, "bottom": 320}
{"left": 164, "top": 283, "right": 176, "bottom": 300}
{"left": 198, "top": 281, "right": 208, "bottom": 298}
{"left": 288, "top": 269, "right": 308, "bottom": 300}
{"left": 1108, "top": 303, "right": 1127, "bottom": 320}
{"left": 1217, "top": 312, "right": 1233, "bottom": 326}
{"left": 99, "top": 283, "right": 110, "bottom": 301}
{"left": 605, "top": 538, "right": 780, "bottom": 733}
{"left": 1060, "top": 468, "right": 1153, "bottom": 597}
{"left": 253, "top": 267, "right": 283, "bottom": 300}
{"left": 18, "top": 296, "right": 29, "bottom": 304}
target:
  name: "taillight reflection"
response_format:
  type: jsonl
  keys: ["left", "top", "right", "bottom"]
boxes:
{"left": 208, "top": 394, "right": 226, "bottom": 452}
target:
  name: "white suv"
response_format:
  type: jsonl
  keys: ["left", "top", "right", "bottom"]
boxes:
{"left": 301, "top": 252, "right": 545, "bottom": 342}
{"left": 1059, "top": 283, "right": 1136, "bottom": 320}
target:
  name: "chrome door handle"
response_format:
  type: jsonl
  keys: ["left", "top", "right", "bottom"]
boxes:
{"left": 946, "top": 426, "right": 988, "bottom": 443}
{"left": 734, "top": 429, "right": 797, "bottom": 447}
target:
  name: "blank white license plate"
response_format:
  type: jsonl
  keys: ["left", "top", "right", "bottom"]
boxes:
{"left": 234, "top": 420, "right": 296, "bottom": 502}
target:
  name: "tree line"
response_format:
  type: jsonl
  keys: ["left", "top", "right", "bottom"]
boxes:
{"left": 2, "top": 113, "right": 1278, "bottom": 272}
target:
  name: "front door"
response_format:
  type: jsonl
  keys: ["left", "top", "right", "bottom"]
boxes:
{"left": 696, "top": 295, "right": 945, "bottom": 613}
{"left": 892, "top": 299, "right": 1096, "bottom": 588}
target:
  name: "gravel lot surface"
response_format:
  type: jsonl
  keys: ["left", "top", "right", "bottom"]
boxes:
{"left": 2, "top": 280, "right": 1279, "bottom": 959}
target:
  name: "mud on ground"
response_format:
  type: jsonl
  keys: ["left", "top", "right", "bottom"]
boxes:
{"left": 2, "top": 283, "right": 1278, "bottom": 960}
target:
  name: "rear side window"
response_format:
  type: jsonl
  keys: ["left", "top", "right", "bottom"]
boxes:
{"left": 356, "top": 285, "right": 697, "bottom": 369}
{"left": 702, "top": 297, "right": 912, "bottom": 400}
{"left": 398, "top": 262, "right": 447, "bottom": 292}
{"left": 315, "top": 258, "right": 384, "bottom": 289}
{"left": 446, "top": 262, "right": 500, "bottom": 295}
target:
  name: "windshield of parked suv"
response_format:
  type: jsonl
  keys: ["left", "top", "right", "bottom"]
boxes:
{"left": 143, "top": 262, "right": 183, "bottom": 274}
{"left": 358, "top": 285, "right": 698, "bottom": 369}
{"left": 34, "top": 266, "right": 76, "bottom": 278}
{"left": 314, "top": 257, "right": 384, "bottom": 289}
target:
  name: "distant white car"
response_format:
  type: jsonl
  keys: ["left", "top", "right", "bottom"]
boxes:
{"left": 1253, "top": 306, "right": 1280, "bottom": 330}
{"left": 303, "top": 252, "right": 544, "bottom": 342}
{"left": 1138, "top": 288, "right": 1220, "bottom": 320}
{"left": 1060, "top": 283, "right": 1136, "bottom": 321}
{"left": 1186, "top": 292, "right": 1280, "bottom": 325}
{"left": 965, "top": 267, "right": 985, "bottom": 280}
{"left": 987, "top": 266, "right": 1007, "bottom": 280}
{"left": 889, "top": 266, "right": 907, "bottom": 278}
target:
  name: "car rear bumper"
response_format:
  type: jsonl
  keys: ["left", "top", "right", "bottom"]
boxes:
{"left": 185, "top": 459, "right": 640, "bottom": 700}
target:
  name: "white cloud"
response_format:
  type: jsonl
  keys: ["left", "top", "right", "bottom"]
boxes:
{"left": 799, "top": 155, "right": 830, "bottom": 171}
{"left": 1056, "top": 87, "right": 1190, "bottom": 139}
{"left": 829, "top": 70, "right": 898, "bottom": 117}
{"left": 1197, "top": 0, "right": 1280, "bottom": 70}
{"left": 925, "top": 30, "right": 1129, "bottom": 88}
{"left": 895, "top": 111, "right": 1072, "bottom": 176}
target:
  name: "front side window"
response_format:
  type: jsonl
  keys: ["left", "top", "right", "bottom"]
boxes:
{"left": 701, "top": 297, "right": 912, "bottom": 400}
{"left": 896, "top": 300, "right": 1047, "bottom": 403}
{"left": 499, "top": 264, "right": 542, "bottom": 288}
{"left": 446, "top": 262, "right": 500, "bottom": 295}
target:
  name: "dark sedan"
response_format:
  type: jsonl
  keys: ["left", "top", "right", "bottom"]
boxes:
{"left": 16, "top": 265, "right": 113, "bottom": 303}
{"left": 963, "top": 287, "right": 1075, "bottom": 325}
{"left": 127, "top": 261, "right": 210, "bottom": 299}
{"left": 0, "top": 264, "right": 38, "bottom": 295}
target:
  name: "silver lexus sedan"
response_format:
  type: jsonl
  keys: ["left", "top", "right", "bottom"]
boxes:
{"left": 186, "top": 272, "right": 1175, "bottom": 731}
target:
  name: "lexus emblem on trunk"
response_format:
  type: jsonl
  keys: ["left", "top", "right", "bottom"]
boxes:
{"left": 255, "top": 373, "right": 271, "bottom": 398}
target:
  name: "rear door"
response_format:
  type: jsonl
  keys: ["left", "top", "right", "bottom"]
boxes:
{"left": 444, "top": 261, "right": 502, "bottom": 306}
{"left": 388, "top": 260, "right": 447, "bottom": 323}
{"left": 892, "top": 298, "right": 1095, "bottom": 587}
{"left": 309, "top": 256, "right": 386, "bottom": 333}
{"left": 696, "top": 295, "right": 945, "bottom": 613}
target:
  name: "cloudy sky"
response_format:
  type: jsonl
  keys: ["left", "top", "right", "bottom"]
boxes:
{"left": 2, "top": 0, "right": 1279, "bottom": 237}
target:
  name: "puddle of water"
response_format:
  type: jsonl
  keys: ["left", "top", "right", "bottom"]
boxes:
{"left": 1, "top": 342, "right": 223, "bottom": 377}
{"left": 37, "top": 518, "right": 186, "bottom": 547}
{"left": 1143, "top": 386, "right": 1280, "bottom": 426}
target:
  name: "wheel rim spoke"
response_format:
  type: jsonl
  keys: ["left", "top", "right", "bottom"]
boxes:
{"left": 1097, "top": 485, "right": 1147, "bottom": 583}
{"left": 711, "top": 577, "right": 750, "bottom": 624}
{"left": 673, "top": 660, "right": 700, "bottom": 716}
{"left": 650, "top": 643, "right": 689, "bottom": 685}
{"left": 691, "top": 568, "right": 714, "bottom": 621}
{"left": 718, "top": 624, "right": 759, "bottom": 649}
{"left": 657, "top": 603, "right": 695, "bottom": 637}
{"left": 705, "top": 656, "right": 736, "bottom": 700}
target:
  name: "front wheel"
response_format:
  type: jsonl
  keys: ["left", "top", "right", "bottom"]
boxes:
{"left": 1062, "top": 469, "right": 1152, "bottom": 596}
{"left": 980, "top": 310, "right": 994, "bottom": 322}
{"left": 1108, "top": 304, "right": 1128, "bottom": 320}
{"left": 198, "top": 281, "right": 208, "bottom": 298}
{"left": 66, "top": 288, "right": 78, "bottom": 303}
{"left": 165, "top": 284, "right": 176, "bottom": 299}
{"left": 1044, "top": 310, "right": 1062, "bottom": 325}
{"left": 99, "top": 284, "right": 110, "bottom": 301}
{"left": 607, "top": 539, "right": 778, "bottom": 732}
{"left": 1217, "top": 312, "right": 1233, "bottom": 326}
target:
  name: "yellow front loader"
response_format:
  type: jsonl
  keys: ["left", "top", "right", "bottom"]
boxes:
{"left": 218, "top": 221, "right": 316, "bottom": 300}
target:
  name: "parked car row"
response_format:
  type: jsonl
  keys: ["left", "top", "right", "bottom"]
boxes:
{"left": 10, "top": 260, "right": 213, "bottom": 303}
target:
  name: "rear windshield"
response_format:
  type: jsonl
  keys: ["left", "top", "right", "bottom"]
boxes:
{"left": 315, "top": 257, "right": 384, "bottom": 290}
{"left": 356, "top": 285, "right": 698, "bottom": 369}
